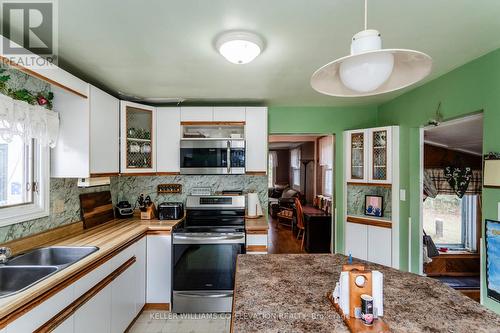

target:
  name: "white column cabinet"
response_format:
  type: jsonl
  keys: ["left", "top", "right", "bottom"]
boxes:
{"left": 51, "top": 85, "right": 120, "bottom": 178}
{"left": 245, "top": 107, "right": 268, "bottom": 173}
{"left": 156, "top": 107, "right": 181, "bottom": 173}
{"left": 146, "top": 235, "right": 172, "bottom": 304}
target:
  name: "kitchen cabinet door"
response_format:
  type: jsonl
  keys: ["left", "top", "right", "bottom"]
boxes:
{"left": 52, "top": 314, "right": 74, "bottom": 333}
{"left": 345, "top": 130, "right": 368, "bottom": 182}
{"left": 367, "top": 225, "right": 392, "bottom": 266}
{"left": 245, "top": 107, "right": 268, "bottom": 173}
{"left": 135, "top": 237, "right": 147, "bottom": 315}
{"left": 368, "top": 127, "right": 392, "bottom": 184}
{"left": 120, "top": 101, "right": 156, "bottom": 173}
{"left": 344, "top": 222, "right": 368, "bottom": 260}
{"left": 89, "top": 85, "right": 119, "bottom": 175}
{"left": 213, "top": 107, "right": 246, "bottom": 122}
{"left": 111, "top": 260, "right": 137, "bottom": 333}
{"left": 147, "top": 235, "right": 171, "bottom": 304}
{"left": 156, "top": 107, "right": 181, "bottom": 173}
{"left": 180, "top": 107, "right": 213, "bottom": 121}
{"left": 74, "top": 285, "right": 111, "bottom": 333}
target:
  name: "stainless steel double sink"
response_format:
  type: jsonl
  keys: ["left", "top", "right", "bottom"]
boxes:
{"left": 0, "top": 246, "right": 99, "bottom": 298}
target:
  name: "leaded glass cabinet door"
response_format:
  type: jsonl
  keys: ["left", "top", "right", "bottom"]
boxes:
{"left": 346, "top": 130, "right": 368, "bottom": 182}
{"left": 120, "top": 101, "right": 156, "bottom": 173}
{"left": 368, "top": 127, "right": 392, "bottom": 183}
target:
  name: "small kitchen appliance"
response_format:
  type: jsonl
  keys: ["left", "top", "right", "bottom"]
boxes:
{"left": 158, "top": 202, "right": 184, "bottom": 220}
{"left": 115, "top": 201, "right": 134, "bottom": 218}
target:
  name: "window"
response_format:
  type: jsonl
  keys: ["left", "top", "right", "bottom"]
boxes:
{"left": 290, "top": 148, "right": 301, "bottom": 188}
{"left": 319, "top": 136, "right": 333, "bottom": 197}
{"left": 0, "top": 137, "right": 49, "bottom": 226}
{"left": 423, "top": 194, "right": 478, "bottom": 250}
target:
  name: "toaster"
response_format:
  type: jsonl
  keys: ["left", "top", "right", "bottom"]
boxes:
{"left": 158, "top": 202, "right": 184, "bottom": 220}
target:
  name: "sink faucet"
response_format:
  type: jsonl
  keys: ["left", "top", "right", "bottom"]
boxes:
{"left": 0, "top": 247, "right": 12, "bottom": 264}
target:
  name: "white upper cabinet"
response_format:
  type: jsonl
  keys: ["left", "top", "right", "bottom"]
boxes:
{"left": 245, "top": 107, "right": 268, "bottom": 173}
{"left": 345, "top": 129, "right": 368, "bottom": 182}
{"left": 120, "top": 101, "right": 157, "bottom": 173}
{"left": 90, "top": 86, "right": 119, "bottom": 175}
{"left": 213, "top": 107, "right": 246, "bottom": 122}
{"left": 156, "top": 107, "right": 181, "bottom": 173}
{"left": 180, "top": 107, "right": 213, "bottom": 121}
{"left": 51, "top": 85, "right": 119, "bottom": 178}
{"left": 368, "top": 127, "right": 392, "bottom": 184}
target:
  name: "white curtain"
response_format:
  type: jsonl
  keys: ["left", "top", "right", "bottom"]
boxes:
{"left": 0, "top": 93, "right": 59, "bottom": 147}
{"left": 269, "top": 151, "right": 278, "bottom": 167}
{"left": 319, "top": 136, "right": 333, "bottom": 168}
{"left": 290, "top": 148, "right": 301, "bottom": 169}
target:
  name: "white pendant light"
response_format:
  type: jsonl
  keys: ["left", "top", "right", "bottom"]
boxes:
{"left": 311, "top": 0, "right": 432, "bottom": 97}
{"left": 216, "top": 31, "right": 264, "bottom": 64}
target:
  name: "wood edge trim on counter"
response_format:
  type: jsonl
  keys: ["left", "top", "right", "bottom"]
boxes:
{"left": 245, "top": 229, "right": 268, "bottom": 235}
{"left": 120, "top": 172, "right": 158, "bottom": 176}
{"left": 143, "top": 303, "right": 170, "bottom": 311}
{"left": 89, "top": 172, "right": 119, "bottom": 177}
{"left": 180, "top": 121, "right": 245, "bottom": 126}
{"left": 155, "top": 172, "right": 180, "bottom": 176}
{"left": 146, "top": 230, "right": 171, "bottom": 235}
{"left": 246, "top": 245, "right": 268, "bottom": 252}
{"left": 346, "top": 216, "right": 392, "bottom": 229}
{"left": 0, "top": 233, "right": 145, "bottom": 329}
{"left": 34, "top": 257, "right": 137, "bottom": 333}
{"left": 346, "top": 182, "right": 392, "bottom": 188}
{"left": 0, "top": 56, "right": 88, "bottom": 99}
{"left": 245, "top": 171, "right": 266, "bottom": 176}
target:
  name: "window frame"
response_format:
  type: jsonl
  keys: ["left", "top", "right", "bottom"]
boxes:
{"left": 0, "top": 141, "right": 50, "bottom": 227}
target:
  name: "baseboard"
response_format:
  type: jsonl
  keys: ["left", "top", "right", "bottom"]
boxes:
{"left": 143, "top": 303, "right": 171, "bottom": 311}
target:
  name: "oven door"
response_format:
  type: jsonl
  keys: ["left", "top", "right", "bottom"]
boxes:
{"left": 172, "top": 232, "right": 245, "bottom": 313}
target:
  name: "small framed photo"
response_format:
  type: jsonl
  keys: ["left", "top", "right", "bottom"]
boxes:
{"left": 365, "top": 195, "right": 383, "bottom": 217}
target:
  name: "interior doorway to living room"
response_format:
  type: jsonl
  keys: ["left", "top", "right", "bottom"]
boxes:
{"left": 267, "top": 134, "right": 334, "bottom": 254}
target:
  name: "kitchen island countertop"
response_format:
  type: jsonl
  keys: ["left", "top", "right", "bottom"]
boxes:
{"left": 231, "top": 254, "right": 500, "bottom": 333}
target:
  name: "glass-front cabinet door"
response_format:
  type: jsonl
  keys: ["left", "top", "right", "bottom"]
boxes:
{"left": 347, "top": 130, "right": 367, "bottom": 182}
{"left": 120, "top": 101, "right": 156, "bottom": 173}
{"left": 368, "top": 127, "right": 392, "bottom": 183}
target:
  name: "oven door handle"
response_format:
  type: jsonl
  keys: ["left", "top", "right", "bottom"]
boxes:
{"left": 175, "top": 292, "right": 232, "bottom": 298}
{"left": 173, "top": 234, "right": 245, "bottom": 242}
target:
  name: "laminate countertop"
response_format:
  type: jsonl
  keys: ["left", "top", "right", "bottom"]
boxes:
{"left": 231, "top": 254, "right": 500, "bottom": 333}
{"left": 0, "top": 218, "right": 183, "bottom": 326}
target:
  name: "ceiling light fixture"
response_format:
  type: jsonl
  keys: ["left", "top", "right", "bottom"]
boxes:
{"left": 311, "top": 0, "right": 432, "bottom": 97}
{"left": 216, "top": 31, "right": 263, "bottom": 64}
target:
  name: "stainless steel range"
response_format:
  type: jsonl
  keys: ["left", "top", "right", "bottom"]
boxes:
{"left": 172, "top": 195, "right": 246, "bottom": 313}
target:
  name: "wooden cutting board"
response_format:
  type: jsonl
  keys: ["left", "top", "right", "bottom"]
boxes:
{"left": 79, "top": 191, "right": 115, "bottom": 229}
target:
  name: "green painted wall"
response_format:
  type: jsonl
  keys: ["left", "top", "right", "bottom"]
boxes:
{"left": 268, "top": 106, "right": 378, "bottom": 252}
{"left": 377, "top": 48, "right": 500, "bottom": 314}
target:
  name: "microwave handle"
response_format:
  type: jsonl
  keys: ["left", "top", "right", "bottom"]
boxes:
{"left": 226, "top": 140, "right": 231, "bottom": 174}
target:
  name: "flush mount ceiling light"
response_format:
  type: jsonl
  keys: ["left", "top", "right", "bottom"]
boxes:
{"left": 216, "top": 31, "right": 263, "bottom": 64}
{"left": 311, "top": 0, "right": 432, "bottom": 97}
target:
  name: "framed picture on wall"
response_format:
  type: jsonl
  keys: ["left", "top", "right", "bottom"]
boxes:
{"left": 486, "top": 219, "right": 500, "bottom": 303}
{"left": 484, "top": 155, "right": 500, "bottom": 188}
{"left": 364, "top": 195, "right": 383, "bottom": 217}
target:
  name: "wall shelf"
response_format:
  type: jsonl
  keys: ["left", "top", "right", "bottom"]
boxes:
{"left": 346, "top": 215, "right": 392, "bottom": 229}
{"left": 346, "top": 182, "right": 391, "bottom": 188}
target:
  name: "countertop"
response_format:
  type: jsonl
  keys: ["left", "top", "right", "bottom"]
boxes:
{"left": 231, "top": 254, "right": 500, "bottom": 333}
{"left": 244, "top": 216, "right": 268, "bottom": 232}
{"left": 0, "top": 217, "right": 183, "bottom": 324}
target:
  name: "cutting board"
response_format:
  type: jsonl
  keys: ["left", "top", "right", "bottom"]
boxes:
{"left": 79, "top": 191, "right": 115, "bottom": 229}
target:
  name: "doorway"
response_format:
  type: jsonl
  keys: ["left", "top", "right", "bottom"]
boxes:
{"left": 267, "top": 134, "right": 334, "bottom": 254}
{"left": 420, "top": 113, "right": 483, "bottom": 302}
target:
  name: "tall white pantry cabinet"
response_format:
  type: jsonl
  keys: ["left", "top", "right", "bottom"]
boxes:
{"left": 343, "top": 126, "right": 400, "bottom": 269}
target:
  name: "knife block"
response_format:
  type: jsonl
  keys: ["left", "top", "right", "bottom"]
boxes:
{"left": 348, "top": 270, "right": 372, "bottom": 318}
{"left": 140, "top": 203, "right": 156, "bottom": 220}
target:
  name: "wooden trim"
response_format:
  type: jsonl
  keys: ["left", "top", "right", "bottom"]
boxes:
{"left": 245, "top": 229, "right": 268, "bottom": 235}
{"left": 347, "top": 182, "right": 392, "bottom": 188}
{"left": 146, "top": 230, "right": 171, "bottom": 236}
{"left": 1, "top": 221, "right": 84, "bottom": 255}
{"left": 120, "top": 172, "right": 157, "bottom": 176}
{"left": 125, "top": 304, "right": 146, "bottom": 333}
{"left": 245, "top": 171, "right": 266, "bottom": 176}
{"left": 34, "top": 257, "right": 137, "bottom": 333}
{"left": 0, "top": 233, "right": 144, "bottom": 329}
{"left": 346, "top": 215, "right": 392, "bottom": 229}
{"left": 180, "top": 121, "right": 245, "bottom": 126}
{"left": 89, "top": 172, "right": 119, "bottom": 177}
{"left": 0, "top": 56, "right": 88, "bottom": 99}
{"left": 143, "top": 303, "right": 170, "bottom": 311}
{"left": 246, "top": 245, "right": 268, "bottom": 252}
{"left": 155, "top": 172, "right": 180, "bottom": 176}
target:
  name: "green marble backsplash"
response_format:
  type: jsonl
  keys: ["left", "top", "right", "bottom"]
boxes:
{"left": 346, "top": 184, "right": 392, "bottom": 219}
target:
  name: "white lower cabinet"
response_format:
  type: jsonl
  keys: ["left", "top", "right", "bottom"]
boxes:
{"left": 53, "top": 315, "right": 74, "bottom": 333}
{"left": 111, "top": 262, "right": 137, "bottom": 333}
{"left": 135, "top": 237, "right": 147, "bottom": 314}
{"left": 74, "top": 285, "right": 111, "bottom": 333}
{"left": 146, "top": 234, "right": 171, "bottom": 303}
{"left": 345, "top": 222, "right": 392, "bottom": 267}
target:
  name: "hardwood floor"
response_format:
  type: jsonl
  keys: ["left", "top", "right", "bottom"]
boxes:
{"left": 267, "top": 215, "right": 305, "bottom": 254}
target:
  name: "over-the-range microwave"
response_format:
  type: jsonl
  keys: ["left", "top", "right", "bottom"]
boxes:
{"left": 179, "top": 139, "right": 245, "bottom": 175}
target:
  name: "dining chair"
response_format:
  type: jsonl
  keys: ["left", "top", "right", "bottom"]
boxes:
{"left": 294, "top": 197, "right": 305, "bottom": 250}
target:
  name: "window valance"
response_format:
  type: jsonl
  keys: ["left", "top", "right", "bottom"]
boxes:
{"left": 424, "top": 168, "right": 482, "bottom": 198}
{"left": 0, "top": 93, "right": 59, "bottom": 147}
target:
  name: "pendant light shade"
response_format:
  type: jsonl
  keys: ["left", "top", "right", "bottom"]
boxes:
{"left": 311, "top": 2, "right": 432, "bottom": 97}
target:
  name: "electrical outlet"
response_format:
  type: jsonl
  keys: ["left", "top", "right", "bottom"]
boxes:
{"left": 53, "top": 199, "right": 64, "bottom": 214}
{"left": 400, "top": 189, "right": 406, "bottom": 201}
